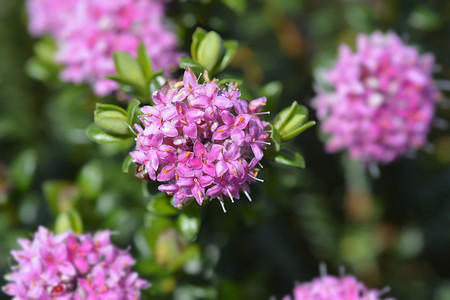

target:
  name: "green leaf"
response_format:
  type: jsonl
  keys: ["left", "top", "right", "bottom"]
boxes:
{"left": 274, "top": 149, "right": 306, "bottom": 168}
{"left": 145, "top": 214, "right": 175, "bottom": 251}
{"left": 177, "top": 213, "right": 200, "bottom": 241}
{"left": 216, "top": 40, "right": 238, "bottom": 73}
{"left": 113, "top": 51, "right": 146, "bottom": 87}
{"left": 105, "top": 74, "right": 139, "bottom": 87}
{"left": 269, "top": 125, "right": 282, "bottom": 152}
{"left": 272, "top": 101, "right": 315, "bottom": 141}
{"left": 127, "top": 98, "right": 141, "bottom": 125}
{"left": 197, "top": 31, "right": 222, "bottom": 72}
{"left": 95, "top": 103, "right": 128, "bottom": 115}
{"left": 222, "top": 0, "right": 247, "bottom": 14}
{"left": 94, "top": 111, "right": 130, "bottom": 136}
{"left": 10, "top": 149, "right": 38, "bottom": 191}
{"left": 179, "top": 57, "right": 206, "bottom": 74}
{"left": 77, "top": 160, "right": 102, "bottom": 199}
{"left": 281, "top": 120, "right": 316, "bottom": 141}
{"left": 217, "top": 77, "right": 243, "bottom": 86}
{"left": 137, "top": 42, "right": 153, "bottom": 78}
{"left": 43, "top": 180, "right": 81, "bottom": 214}
{"left": 260, "top": 81, "right": 283, "bottom": 101}
{"left": 86, "top": 123, "right": 127, "bottom": 144}
{"left": 55, "top": 210, "right": 83, "bottom": 234}
{"left": 190, "top": 27, "right": 207, "bottom": 61}
{"left": 148, "top": 70, "right": 166, "bottom": 96}
{"left": 147, "top": 194, "right": 179, "bottom": 216}
{"left": 121, "top": 154, "right": 133, "bottom": 173}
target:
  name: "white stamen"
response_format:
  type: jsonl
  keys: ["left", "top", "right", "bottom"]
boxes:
{"left": 257, "top": 162, "right": 264, "bottom": 168}
{"left": 219, "top": 199, "right": 227, "bottom": 213}
{"left": 253, "top": 111, "right": 270, "bottom": 115}
{"left": 226, "top": 188, "right": 234, "bottom": 203}
{"left": 249, "top": 174, "right": 264, "bottom": 182}
{"left": 126, "top": 123, "right": 137, "bottom": 136}
{"left": 255, "top": 140, "right": 271, "bottom": 145}
{"left": 244, "top": 191, "right": 252, "bottom": 202}
{"left": 319, "top": 263, "right": 327, "bottom": 277}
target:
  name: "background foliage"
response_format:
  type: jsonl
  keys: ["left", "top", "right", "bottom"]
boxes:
{"left": 1, "top": 0, "right": 450, "bottom": 299}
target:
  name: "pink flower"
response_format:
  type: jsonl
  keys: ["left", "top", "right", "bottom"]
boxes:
{"left": 2, "top": 227, "right": 150, "bottom": 299}
{"left": 283, "top": 273, "right": 393, "bottom": 300}
{"left": 26, "top": 0, "right": 182, "bottom": 96}
{"left": 131, "top": 68, "right": 271, "bottom": 210}
{"left": 312, "top": 32, "right": 440, "bottom": 165}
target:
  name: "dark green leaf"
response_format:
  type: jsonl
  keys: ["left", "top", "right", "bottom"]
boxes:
{"left": 269, "top": 125, "right": 282, "bottom": 152}
{"left": 216, "top": 40, "right": 238, "bottom": 73}
{"left": 179, "top": 57, "right": 206, "bottom": 74}
{"left": 10, "top": 149, "right": 37, "bottom": 191}
{"left": 197, "top": 31, "right": 222, "bottom": 72}
{"left": 177, "top": 213, "right": 200, "bottom": 241}
{"left": 190, "top": 27, "right": 207, "bottom": 61}
{"left": 55, "top": 210, "right": 83, "bottom": 234}
{"left": 137, "top": 42, "right": 153, "bottom": 78}
{"left": 86, "top": 123, "right": 127, "bottom": 144}
{"left": 274, "top": 149, "right": 306, "bottom": 168}
{"left": 147, "top": 194, "right": 179, "bottom": 216}
{"left": 121, "top": 154, "right": 134, "bottom": 173}
{"left": 127, "top": 98, "right": 141, "bottom": 125}
{"left": 281, "top": 120, "right": 316, "bottom": 141}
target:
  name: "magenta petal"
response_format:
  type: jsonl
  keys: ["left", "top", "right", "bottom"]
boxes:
{"left": 193, "top": 141, "right": 207, "bottom": 157}
{"left": 204, "top": 105, "right": 217, "bottom": 120}
{"left": 157, "top": 166, "right": 175, "bottom": 181}
{"left": 161, "top": 106, "right": 177, "bottom": 120}
{"left": 75, "top": 257, "right": 88, "bottom": 273}
{"left": 190, "top": 95, "right": 209, "bottom": 108}
{"left": 221, "top": 111, "right": 235, "bottom": 126}
{"left": 212, "top": 95, "right": 233, "bottom": 109}
{"left": 58, "top": 262, "right": 76, "bottom": 277}
{"left": 251, "top": 143, "right": 264, "bottom": 160}
{"left": 192, "top": 185, "right": 204, "bottom": 205}
{"left": 206, "top": 184, "right": 222, "bottom": 197}
{"left": 216, "top": 161, "right": 228, "bottom": 177}
{"left": 186, "top": 108, "right": 204, "bottom": 122}
{"left": 225, "top": 143, "right": 240, "bottom": 160}
{"left": 234, "top": 114, "right": 252, "bottom": 129}
{"left": 158, "top": 184, "right": 178, "bottom": 193}
{"left": 161, "top": 121, "right": 178, "bottom": 137}
{"left": 187, "top": 158, "right": 203, "bottom": 170}
{"left": 230, "top": 128, "right": 245, "bottom": 146}
{"left": 206, "top": 145, "right": 221, "bottom": 162}
{"left": 148, "top": 150, "right": 159, "bottom": 171}
{"left": 177, "top": 164, "right": 195, "bottom": 177}
{"left": 203, "top": 163, "right": 216, "bottom": 177}
{"left": 229, "top": 161, "right": 245, "bottom": 178}
{"left": 199, "top": 175, "right": 213, "bottom": 187}
{"left": 183, "top": 123, "right": 197, "bottom": 138}
{"left": 183, "top": 68, "right": 197, "bottom": 87}
{"left": 177, "top": 177, "right": 195, "bottom": 188}
{"left": 213, "top": 125, "right": 230, "bottom": 140}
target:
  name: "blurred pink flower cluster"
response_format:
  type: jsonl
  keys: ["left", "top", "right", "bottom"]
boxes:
{"left": 27, "top": 0, "right": 181, "bottom": 96}
{"left": 283, "top": 274, "right": 391, "bottom": 300}
{"left": 131, "top": 69, "right": 270, "bottom": 209}
{"left": 3, "top": 227, "right": 149, "bottom": 299}
{"left": 313, "top": 32, "right": 440, "bottom": 164}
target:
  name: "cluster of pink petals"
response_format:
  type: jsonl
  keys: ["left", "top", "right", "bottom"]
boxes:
{"left": 131, "top": 68, "right": 270, "bottom": 209}
{"left": 27, "top": 0, "right": 181, "bottom": 96}
{"left": 283, "top": 274, "right": 392, "bottom": 300}
{"left": 3, "top": 227, "right": 149, "bottom": 300}
{"left": 313, "top": 32, "right": 440, "bottom": 164}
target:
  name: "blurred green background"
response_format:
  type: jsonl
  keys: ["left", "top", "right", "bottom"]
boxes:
{"left": 1, "top": 0, "right": 450, "bottom": 299}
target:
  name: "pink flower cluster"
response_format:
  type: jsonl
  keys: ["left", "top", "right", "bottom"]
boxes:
{"left": 283, "top": 274, "right": 391, "bottom": 300}
{"left": 313, "top": 32, "right": 440, "bottom": 164}
{"left": 131, "top": 68, "right": 270, "bottom": 210}
{"left": 27, "top": 0, "right": 181, "bottom": 96}
{"left": 2, "top": 227, "right": 149, "bottom": 300}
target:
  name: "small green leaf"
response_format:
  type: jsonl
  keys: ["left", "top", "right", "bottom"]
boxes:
{"left": 10, "top": 149, "right": 38, "bottom": 191}
{"left": 137, "top": 43, "right": 153, "bottom": 78}
{"left": 127, "top": 99, "right": 141, "bottom": 125}
{"left": 113, "top": 51, "right": 146, "bottom": 87}
{"left": 216, "top": 40, "right": 238, "bottom": 73}
{"left": 77, "top": 160, "right": 102, "bottom": 199}
{"left": 260, "top": 81, "right": 283, "bottom": 101}
{"left": 147, "top": 194, "right": 179, "bottom": 216}
{"left": 179, "top": 57, "right": 206, "bottom": 74}
{"left": 55, "top": 210, "right": 83, "bottom": 234}
{"left": 190, "top": 28, "right": 207, "bottom": 61}
{"left": 197, "top": 31, "right": 222, "bottom": 72}
{"left": 43, "top": 180, "right": 81, "bottom": 214}
{"left": 281, "top": 120, "right": 316, "bottom": 141}
{"left": 272, "top": 101, "right": 300, "bottom": 131}
{"left": 121, "top": 154, "right": 134, "bottom": 173}
{"left": 148, "top": 70, "right": 166, "bottom": 96}
{"left": 177, "top": 213, "right": 200, "bottom": 241}
{"left": 95, "top": 103, "right": 128, "bottom": 115}
{"left": 86, "top": 123, "right": 126, "bottom": 144}
{"left": 269, "top": 125, "right": 282, "bottom": 152}
{"left": 105, "top": 74, "right": 139, "bottom": 87}
{"left": 274, "top": 149, "right": 305, "bottom": 168}
{"left": 222, "top": 0, "right": 247, "bottom": 14}
{"left": 217, "top": 77, "right": 243, "bottom": 86}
